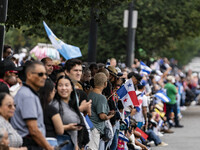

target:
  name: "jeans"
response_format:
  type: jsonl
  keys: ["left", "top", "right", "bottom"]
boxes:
{"left": 57, "top": 134, "right": 74, "bottom": 150}
{"left": 166, "top": 103, "right": 179, "bottom": 126}
{"left": 146, "top": 129, "right": 161, "bottom": 146}
{"left": 176, "top": 93, "right": 181, "bottom": 114}
{"left": 110, "top": 129, "right": 119, "bottom": 150}
{"left": 181, "top": 92, "right": 186, "bottom": 106}
{"left": 98, "top": 139, "right": 105, "bottom": 150}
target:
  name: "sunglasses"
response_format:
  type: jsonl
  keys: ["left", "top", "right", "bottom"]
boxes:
{"left": 6, "top": 104, "right": 16, "bottom": 109}
{"left": 32, "top": 72, "right": 48, "bottom": 77}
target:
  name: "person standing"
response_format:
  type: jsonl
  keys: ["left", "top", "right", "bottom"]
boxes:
{"left": 41, "top": 57, "right": 54, "bottom": 77}
{"left": 11, "top": 61, "right": 54, "bottom": 150}
{"left": 165, "top": 76, "right": 183, "bottom": 128}
{"left": 52, "top": 75, "right": 84, "bottom": 150}
{"left": 87, "top": 73, "right": 114, "bottom": 150}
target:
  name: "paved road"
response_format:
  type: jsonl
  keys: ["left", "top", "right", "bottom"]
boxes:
{"left": 152, "top": 105, "right": 200, "bottom": 150}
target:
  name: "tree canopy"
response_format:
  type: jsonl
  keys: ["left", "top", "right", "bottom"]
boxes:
{"left": 5, "top": 0, "right": 200, "bottom": 65}
{"left": 6, "top": 0, "right": 123, "bottom": 29}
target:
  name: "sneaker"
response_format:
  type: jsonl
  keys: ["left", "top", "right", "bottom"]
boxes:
{"left": 175, "top": 124, "right": 184, "bottom": 128}
{"left": 147, "top": 141, "right": 154, "bottom": 146}
{"left": 158, "top": 142, "right": 168, "bottom": 147}
{"left": 157, "top": 132, "right": 164, "bottom": 137}
{"left": 163, "top": 129, "right": 174, "bottom": 134}
{"left": 180, "top": 106, "right": 187, "bottom": 111}
{"left": 178, "top": 113, "right": 183, "bottom": 120}
{"left": 191, "top": 101, "right": 197, "bottom": 106}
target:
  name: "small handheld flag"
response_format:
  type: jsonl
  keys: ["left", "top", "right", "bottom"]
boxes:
{"left": 155, "top": 90, "right": 171, "bottom": 103}
{"left": 118, "top": 132, "right": 129, "bottom": 142}
{"left": 135, "top": 127, "right": 148, "bottom": 140}
{"left": 117, "top": 79, "right": 139, "bottom": 107}
{"left": 140, "top": 61, "right": 152, "bottom": 74}
{"left": 124, "top": 116, "right": 130, "bottom": 127}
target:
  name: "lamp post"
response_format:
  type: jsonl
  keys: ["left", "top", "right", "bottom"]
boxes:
{"left": 0, "top": 0, "right": 8, "bottom": 60}
{"left": 124, "top": 0, "right": 138, "bottom": 68}
{"left": 0, "top": 25, "right": 4, "bottom": 60}
{"left": 88, "top": 8, "right": 98, "bottom": 63}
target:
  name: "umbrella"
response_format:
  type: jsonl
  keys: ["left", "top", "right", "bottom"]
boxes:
{"left": 30, "top": 43, "right": 60, "bottom": 60}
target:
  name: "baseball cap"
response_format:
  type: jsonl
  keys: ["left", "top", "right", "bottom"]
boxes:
{"left": 128, "top": 72, "right": 142, "bottom": 81}
{"left": 0, "top": 59, "right": 23, "bottom": 74}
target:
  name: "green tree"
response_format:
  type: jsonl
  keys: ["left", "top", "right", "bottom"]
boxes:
{"left": 6, "top": 0, "right": 125, "bottom": 29}
{"left": 5, "top": 0, "right": 200, "bottom": 65}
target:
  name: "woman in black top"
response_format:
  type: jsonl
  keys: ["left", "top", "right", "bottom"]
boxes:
{"left": 39, "top": 79, "right": 64, "bottom": 146}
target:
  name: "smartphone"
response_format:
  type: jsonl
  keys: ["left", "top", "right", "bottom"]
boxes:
{"left": 75, "top": 124, "right": 85, "bottom": 127}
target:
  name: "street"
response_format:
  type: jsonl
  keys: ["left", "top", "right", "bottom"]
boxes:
{"left": 152, "top": 105, "right": 200, "bottom": 150}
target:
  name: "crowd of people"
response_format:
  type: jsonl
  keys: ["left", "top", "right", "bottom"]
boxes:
{"left": 0, "top": 45, "right": 199, "bottom": 150}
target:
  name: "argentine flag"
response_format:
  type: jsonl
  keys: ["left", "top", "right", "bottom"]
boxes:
{"left": 140, "top": 61, "right": 152, "bottom": 74}
{"left": 155, "top": 90, "right": 171, "bottom": 103}
{"left": 43, "top": 21, "right": 82, "bottom": 60}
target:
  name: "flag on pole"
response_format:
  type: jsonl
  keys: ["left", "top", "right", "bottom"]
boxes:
{"left": 155, "top": 90, "right": 171, "bottom": 103}
{"left": 140, "top": 61, "right": 152, "bottom": 74}
{"left": 43, "top": 21, "right": 82, "bottom": 60}
{"left": 118, "top": 132, "right": 129, "bottom": 142}
{"left": 117, "top": 79, "right": 139, "bottom": 107}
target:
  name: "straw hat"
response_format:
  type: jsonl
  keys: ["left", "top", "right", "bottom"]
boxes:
{"left": 155, "top": 102, "right": 164, "bottom": 111}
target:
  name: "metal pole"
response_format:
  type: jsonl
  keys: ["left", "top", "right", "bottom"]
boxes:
{"left": 88, "top": 8, "right": 98, "bottom": 62}
{"left": 126, "top": 1, "right": 134, "bottom": 68}
{"left": 0, "top": 25, "right": 5, "bottom": 60}
{"left": 132, "top": 28, "right": 136, "bottom": 62}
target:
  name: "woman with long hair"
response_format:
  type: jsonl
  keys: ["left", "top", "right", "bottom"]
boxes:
{"left": 51, "top": 75, "right": 84, "bottom": 150}
{"left": 39, "top": 79, "right": 64, "bottom": 146}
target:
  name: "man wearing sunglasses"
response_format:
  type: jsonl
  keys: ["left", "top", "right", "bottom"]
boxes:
{"left": 11, "top": 61, "right": 54, "bottom": 150}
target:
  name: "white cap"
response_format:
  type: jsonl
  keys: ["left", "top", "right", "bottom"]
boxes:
{"left": 167, "top": 75, "right": 175, "bottom": 83}
{"left": 21, "top": 48, "right": 27, "bottom": 53}
{"left": 13, "top": 54, "right": 19, "bottom": 59}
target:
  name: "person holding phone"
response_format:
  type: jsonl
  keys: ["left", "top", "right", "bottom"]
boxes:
{"left": 51, "top": 75, "right": 84, "bottom": 150}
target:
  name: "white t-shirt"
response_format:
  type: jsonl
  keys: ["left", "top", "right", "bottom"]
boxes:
{"left": 132, "top": 91, "right": 148, "bottom": 122}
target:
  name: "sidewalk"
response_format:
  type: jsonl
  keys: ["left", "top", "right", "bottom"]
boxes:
{"left": 152, "top": 105, "right": 200, "bottom": 150}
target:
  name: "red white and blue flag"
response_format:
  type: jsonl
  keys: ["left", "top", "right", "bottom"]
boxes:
{"left": 117, "top": 79, "right": 139, "bottom": 107}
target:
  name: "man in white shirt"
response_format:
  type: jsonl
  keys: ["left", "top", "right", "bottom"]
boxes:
{"left": 133, "top": 80, "right": 148, "bottom": 130}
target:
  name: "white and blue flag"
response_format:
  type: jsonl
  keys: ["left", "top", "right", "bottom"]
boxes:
{"left": 43, "top": 21, "right": 82, "bottom": 60}
{"left": 140, "top": 61, "right": 152, "bottom": 74}
{"left": 155, "top": 90, "right": 171, "bottom": 103}
{"left": 124, "top": 116, "right": 130, "bottom": 127}
{"left": 118, "top": 132, "right": 129, "bottom": 142}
